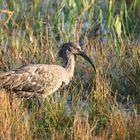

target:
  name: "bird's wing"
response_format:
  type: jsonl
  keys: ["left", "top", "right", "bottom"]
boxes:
{"left": 0, "top": 65, "right": 65, "bottom": 95}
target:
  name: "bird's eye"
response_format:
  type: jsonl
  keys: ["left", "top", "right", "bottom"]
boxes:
{"left": 77, "top": 46, "right": 81, "bottom": 51}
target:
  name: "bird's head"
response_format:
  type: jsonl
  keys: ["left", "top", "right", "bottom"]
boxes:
{"left": 59, "top": 42, "right": 82, "bottom": 57}
{"left": 59, "top": 42, "right": 96, "bottom": 72}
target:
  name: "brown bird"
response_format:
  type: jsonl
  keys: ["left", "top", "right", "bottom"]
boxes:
{"left": 0, "top": 43, "right": 96, "bottom": 98}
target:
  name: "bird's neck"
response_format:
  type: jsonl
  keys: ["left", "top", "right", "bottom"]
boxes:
{"left": 64, "top": 55, "right": 75, "bottom": 78}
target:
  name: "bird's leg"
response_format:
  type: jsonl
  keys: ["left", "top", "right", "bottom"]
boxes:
{"left": 24, "top": 95, "right": 45, "bottom": 123}
{"left": 66, "top": 93, "right": 72, "bottom": 116}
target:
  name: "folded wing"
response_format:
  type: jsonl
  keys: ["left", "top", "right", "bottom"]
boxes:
{"left": 0, "top": 64, "right": 67, "bottom": 97}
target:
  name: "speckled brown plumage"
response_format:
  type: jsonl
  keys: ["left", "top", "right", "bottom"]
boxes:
{"left": 0, "top": 43, "right": 96, "bottom": 98}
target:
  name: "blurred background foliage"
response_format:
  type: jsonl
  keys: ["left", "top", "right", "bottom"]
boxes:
{"left": 0, "top": 0, "right": 140, "bottom": 139}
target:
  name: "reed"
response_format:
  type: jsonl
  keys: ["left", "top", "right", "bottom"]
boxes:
{"left": 0, "top": 0, "right": 140, "bottom": 139}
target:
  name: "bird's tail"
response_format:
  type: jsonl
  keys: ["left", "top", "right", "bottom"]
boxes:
{"left": 0, "top": 71, "right": 15, "bottom": 88}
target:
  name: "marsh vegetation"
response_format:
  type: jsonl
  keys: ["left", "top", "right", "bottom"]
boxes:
{"left": 0, "top": 0, "right": 140, "bottom": 139}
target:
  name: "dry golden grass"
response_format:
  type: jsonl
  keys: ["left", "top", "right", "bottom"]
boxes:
{"left": 0, "top": 29, "right": 140, "bottom": 139}
{"left": 0, "top": 0, "right": 140, "bottom": 139}
{"left": 0, "top": 36, "right": 140, "bottom": 139}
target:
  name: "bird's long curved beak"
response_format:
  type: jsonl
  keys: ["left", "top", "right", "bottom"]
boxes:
{"left": 79, "top": 51, "right": 96, "bottom": 73}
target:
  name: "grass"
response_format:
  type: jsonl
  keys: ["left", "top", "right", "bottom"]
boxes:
{"left": 0, "top": 0, "right": 140, "bottom": 139}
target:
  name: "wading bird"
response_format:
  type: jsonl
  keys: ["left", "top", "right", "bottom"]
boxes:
{"left": 0, "top": 43, "right": 96, "bottom": 98}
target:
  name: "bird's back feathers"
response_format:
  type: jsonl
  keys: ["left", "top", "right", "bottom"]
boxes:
{"left": 0, "top": 64, "right": 70, "bottom": 98}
